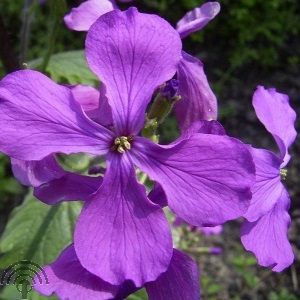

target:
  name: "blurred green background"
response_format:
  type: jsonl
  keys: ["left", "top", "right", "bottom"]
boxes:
{"left": 0, "top": 0, "right": 299, "bottom": 299}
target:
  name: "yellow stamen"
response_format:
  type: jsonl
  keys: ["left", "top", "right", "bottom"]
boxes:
{"left": 280, "top": 168, "right": 288, "bottom": 180}
{"left": 114, "top": 136, "right": 132, "bottom": 153}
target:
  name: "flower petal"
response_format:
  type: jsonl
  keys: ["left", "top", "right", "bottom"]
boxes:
{"left": 181, "top": 120, "right": 225, "bottom": 140}
{"left": 64, "top": 0, "right": 116, "bottom": 31}
{"left": 145, "top": 249, "right": 200, "bottom": 300}
{"left": 131, "top": 135, "right": 255, "bottom": 226}
{"left": 176, "top": 2, "right": 220, "bottom": 39}
{"left": 243, "top": 148, "right": 282, "bottom": 221}
{"left": 71, "top": 84, "right": 113, "bottom": 126}
{"left": 241, "top": 187, "right": 294, "bottom": 272}
{"left": 253, "top": 86, "right": 297, "bottom": 166}
{"left": 148, "top": 182, "right": 168, "bottom": 207}
{"left": 200, "top": 225, "right": 223, "bottom": 236}
{"left": 34, "top": 244, "right": 137, "bottom": 300}
{"left": 11, "top": 156, "right": 64, "bottom": 187}
{"left": 12, "top": 155, "right": 101, "bottom": 204}
{"left": 148, "top": 121, "right": 224, "bottom": 208}
{"left": 175, "top": 52, "right": 217, "bottom": 132}
{"left": 86, "top": 8, "right": 182, "bottom": 134}
{"left": 0, "top": 70, "right": 113, "bottom": 160}
{"left": 74, "top": 153, "right": 172, "bottom": 286}
{"left": 34, "top": 173, "right": 101, "bottom": 205}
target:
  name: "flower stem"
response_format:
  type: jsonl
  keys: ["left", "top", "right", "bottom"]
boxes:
{"left": 40, "top": 0, "right": 66, "bottom": 72}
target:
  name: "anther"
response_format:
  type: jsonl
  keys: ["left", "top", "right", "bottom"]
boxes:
{"left": 113, "top": 136, "right": 132, "bottom": 153}
{"left": 280, "top": 168, "right": 288, "bottom": 180}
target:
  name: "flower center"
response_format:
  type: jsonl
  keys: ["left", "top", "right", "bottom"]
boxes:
{"left": 113, "top": 136, "right": 133, "bottom": 154}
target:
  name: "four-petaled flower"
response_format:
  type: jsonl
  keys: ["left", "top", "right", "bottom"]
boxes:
{"left": 0, "top": 8, "right": 254, "bottom": 289}
{"left": 241, "top": 86, "right": 297, "bottom": 271}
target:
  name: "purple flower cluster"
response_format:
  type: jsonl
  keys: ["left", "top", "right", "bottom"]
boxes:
{"left": 0, "top": 1, "right": 296, "bottom": 299}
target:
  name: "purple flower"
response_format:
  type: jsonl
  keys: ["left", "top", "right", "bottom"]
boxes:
{"left": 64, "top": 1, "right": 220, "bottom": 130}
{"left": 0, "top": 8, "right": 254, "bottom": 286}
{"left": 34, "top": 245, "right": 200, "bottom": 300}
{"left": 241, "top": 86, "right": 297, "bottom": 272}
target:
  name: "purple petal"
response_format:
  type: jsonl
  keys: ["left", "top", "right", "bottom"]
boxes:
{"left": 12, "top": 154, "right": 101, "bottom": 204}
{"left": 243, "top": 148, "right": 282, "bottom": 221}
{"left": 74, "top": 153, "right": 172, "bottom": 286}
{"left": 0, "top": 70, "right": 113, "bottom": 160}
{"left": 177, "top": 2, "right": 221, "bottom": 39}
{"left": 253, "top": 86, "right": 297, "bottom": 166}
{"left": 97, "top": 84, "right": 114, "bottom": 126}
{"left": 145, "top": 249, "right": 200, "bottom": 300}
{"left": 86, "top": 8, "right": 182, "bottom": 135}
{"left": 200, "top": 225, "right": 223, "bottom": 236}
{"left": 64, "top": 0, "right": 116, "bottom": 31}
{"left": 11, "top": 155, "right": 64, "bottom": 187}
{"left": 71, "top": 84, "right": 113, "bottom": 126}
{"left": 71, "top": 84, "right": 99, "bottom": 117}
{"left": 34, "top": 244, "right": 137, "bottom": 300}
{"left": 131, "top": 135, "right": 255, "bottom": 226}
{"left": 148, "top": 183, "right": 168, "bottom": 207}
{"left": 34, "top": 173, "right": 101, "bottom": 205}
{"left": 175, "top": 52, "right": 217, "bottom": 132}
{"left": 241, "top": 188, "right": 294, "bottom": 272}
{"left": 180, "top": 120, "right": 225, "bottom": 140}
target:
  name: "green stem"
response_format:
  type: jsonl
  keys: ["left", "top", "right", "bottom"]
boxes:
{"left": 40, "top": 0, "right": 66, "bottom": 72}
{"left": 19, "top": 0, "right": 36, "bottom": 64}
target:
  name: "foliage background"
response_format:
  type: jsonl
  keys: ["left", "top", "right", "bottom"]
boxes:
{"left": 0, "top": 0, "right": 299, "bottom": 299}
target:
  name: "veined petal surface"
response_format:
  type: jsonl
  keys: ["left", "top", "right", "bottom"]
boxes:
{"left": 0, "top": 70, "right": 113, "bottom": 160}
{"left": 145, "top": 249, "right": 200, "bottom": 300}
{"left": 241, "top": 188, "right": 294, "bottom": 272}
{"left": 86, "top": 8, "right": 182, "bottom": 134}
{"left": 34, "top": 244, "right": 136, "bottom": 300}
{"left": 71, "top": 84, "right": 113, "bottom": 126}
{"left": 177, "top": 2, "right": 220, "bottom": 38}
{"left": 253, "top": 86, "right": 297, "bottom": 166}
{"left": 74, "top": 153, "right": 172, "bottom": 286}
{"left": 175, "top": 52, "right": 217, "bottom": 132}
{"left": 131, "top": 135, "right": 255, "bottom": 226}
{"left": 11, "top": 156, "right": 64, "bottom": 187}
{"left": 64, "top": 0, "right": 116, "bottom": 31}
{"left": 244, "top": 148, "right": 282, "bottom": 221}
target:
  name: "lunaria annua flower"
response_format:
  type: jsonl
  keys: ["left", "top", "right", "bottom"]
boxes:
{"left": 64, "top": 1, "right": 220, "bottom": 131}
{"left": 0, "top": 7, "right": 254, "bottom": 294}
{"left": 241, "top": 86, "right": 297, "bottom": 272}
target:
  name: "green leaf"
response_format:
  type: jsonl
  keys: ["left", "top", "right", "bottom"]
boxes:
{"left": 0, "top": 178, "right": 23, "bottom": 195}
{"left": 56, "top": 153, "right": 92, "bottom": 172}
{"left": 0, "top": 285, "right": 57, "bottom": 300}
{"left": 30, "top": 50, "right": 98, "bottom": 86}
{"left": 0, "top": 191, "right": 81, "bottom": 268}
